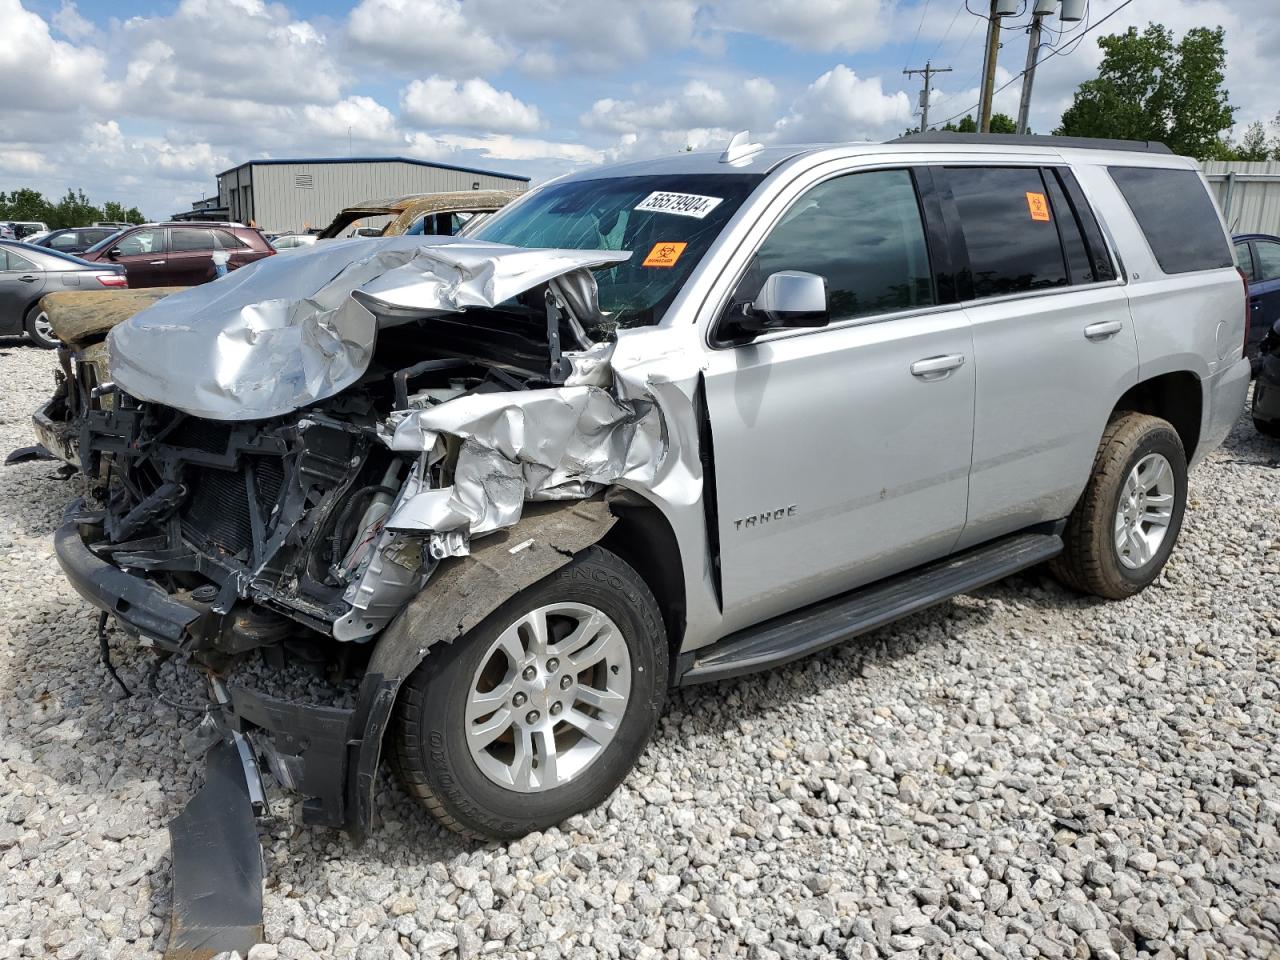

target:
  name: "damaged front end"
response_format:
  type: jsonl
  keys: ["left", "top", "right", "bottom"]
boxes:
{"left": 57, "top": 238, "right": 676, "bottom": 817}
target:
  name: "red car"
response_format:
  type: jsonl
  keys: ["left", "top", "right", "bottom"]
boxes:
{"left": 79, "top": 222, "right": 273, "bottom": 287}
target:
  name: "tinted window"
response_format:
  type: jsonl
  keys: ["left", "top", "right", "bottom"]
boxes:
{"left": 213, "top": 229, "right": 246, "bottom": 249}
{"left": 1108, "top": 166, "right": 1233, "bottom": 275}
{"left": 170, "top": 228, "right": 215, "bottom": 252}
{"left": 1254, "top": 240, "right": 1280, "bottom": 282}
{"left": 745, "top": 169, "right": 935, "bottom": 322}
{"left": 1234, "top": 242, "right": 1257, "bottom": 282}
{"left": 1043, "top": 172, "right": 1093, "bottom": 285}
{"left": 947, "top": 166, "right": 1067, "bottom": 299}
{"left": 49, "top": 232, "right": 79, "bottom": 250}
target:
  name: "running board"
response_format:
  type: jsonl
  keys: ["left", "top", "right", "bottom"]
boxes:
{"left": 677, "top": 531, "right": 1063, "bottom": 685}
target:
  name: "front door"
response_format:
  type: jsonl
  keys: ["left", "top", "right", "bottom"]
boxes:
{"left": 702, "top": 168, "right": 975, "bottom": 632}
{"left": 941, "top": 164, "right": 1140, "bottom": 549}
{"left": 109, "top": 228, "right": 169, "bottom": 287}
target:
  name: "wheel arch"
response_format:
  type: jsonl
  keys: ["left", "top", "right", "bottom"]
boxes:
{"left": 1112, "top": 370, "right": 1202, "bottom": 459}
{"left": 343, "top": 497, "right": 619, "bottom": 839}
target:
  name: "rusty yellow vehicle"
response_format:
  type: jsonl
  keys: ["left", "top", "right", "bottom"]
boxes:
{"left": 23, "top": 288, "right": 181, "bottom": 467}
{"left": 316, "top": 188, "right": 522, "bottom": 239}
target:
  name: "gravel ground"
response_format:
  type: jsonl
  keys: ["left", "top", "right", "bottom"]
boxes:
{"left": 0, "top": 338, "right": 1277, "bottom": 960}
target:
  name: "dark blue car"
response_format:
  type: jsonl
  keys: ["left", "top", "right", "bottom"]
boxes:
{"left": 1232, "top": 233, "right": 1280, "bottom": 373}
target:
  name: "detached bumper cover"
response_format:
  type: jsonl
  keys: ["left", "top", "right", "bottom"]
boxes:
{"left": 53, "top": 503, "right": 205, "bottom": 649}
{"left": 32, "top": 397, "right": 79, "bottom": 467}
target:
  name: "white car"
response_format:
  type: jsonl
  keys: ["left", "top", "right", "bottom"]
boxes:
{"left": 269, "top": 233, "right": 319, "bottom": 251}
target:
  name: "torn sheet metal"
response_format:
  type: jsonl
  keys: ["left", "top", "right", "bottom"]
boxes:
{"left": 107, "top": 238, "right": 630, "bottom": 422}
{"left": 384, "top": 379, "right": 664, "bottom": 538}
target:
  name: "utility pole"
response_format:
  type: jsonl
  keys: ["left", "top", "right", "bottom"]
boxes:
{"left": 1015, "top": 14, "right": 1045, "bottom": 135}
{"left": 977, "top": 0, "right": 1002, "bottom": 133}
{"left": 904, "top": 61, "right": 953, "bottom": 132}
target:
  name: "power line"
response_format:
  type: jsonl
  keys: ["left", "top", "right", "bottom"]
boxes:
{"left": 904, "top": 0, "right": 934, "bottom": 71}
{"left": 932, "top": 0, "right": 1135, "bottom": 129}
{"left": 926, "top": 0, "right": 966, "bottom": 63}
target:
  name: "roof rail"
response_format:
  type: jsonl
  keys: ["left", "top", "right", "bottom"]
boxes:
{"left": 890, "top": 132, "right": 1174, "bottom": 155}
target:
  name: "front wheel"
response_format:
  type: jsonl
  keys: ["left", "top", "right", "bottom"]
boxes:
{"left": 24, "top": 305, "right": 58, "bottom": 349}
{"left": 1051, "top": 412, "right": 1187, "bottom": 600}
{"left": 392, "top": 546, "right": 667, "bottom": 840}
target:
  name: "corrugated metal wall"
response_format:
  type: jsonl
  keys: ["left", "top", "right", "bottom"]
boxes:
{"left": 1200, "top": 160, "right": 1280, "bottom": 236}
{"left": 218, "top": 160, "right": 526, "bottom": 233}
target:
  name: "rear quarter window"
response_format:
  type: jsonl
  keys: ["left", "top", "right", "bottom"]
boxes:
{"left": 1108, "top": 166, "right": 1233, "bottom": 275}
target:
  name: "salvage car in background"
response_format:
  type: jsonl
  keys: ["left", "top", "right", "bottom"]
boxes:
{"left": 78, "top": 222, "right": 273, "bottom": 287}
{"left": 1251, "top": 318, "right": 1280, "bottom": 437}
{"left": 29, "top": 226, "right": 121, "bottom": 255}
{"left": 317, "top": 188, "right": 522, "bottom": 239}
{"left": 0, "top": 240, "right": 126, "bottom": 348}
{"left": 1232, "top": 232, "right": 1280, "bottom": 373}
{"left": 269, "top": 233, "right": 318, "bottom": 251}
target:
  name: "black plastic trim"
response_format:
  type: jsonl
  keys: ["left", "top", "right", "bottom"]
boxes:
{"left": 676, "top": 530, "right": 1063, "bottom": 685}
{"left": 54, "top": 501, "right": 203, "bottom": 647}
{"left": 891, "top": 132, "right": 1173, "bottom": 154}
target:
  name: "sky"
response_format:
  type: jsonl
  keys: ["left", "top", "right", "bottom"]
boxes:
{"left": 1, "top": 0, "right": 1276, "bottom": 219}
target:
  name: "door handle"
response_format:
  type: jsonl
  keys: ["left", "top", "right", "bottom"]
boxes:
{"left": 18, "top": 275, "right": 37, "bottom": 283}
{"left": 148, "top": 260, "right": 165, "bottom": 266}
{"left": 1084, "top": 320, "right": 1124, "bottom": 341}
{"left": 910, "top": 354, "right": 966, "bottom": 379}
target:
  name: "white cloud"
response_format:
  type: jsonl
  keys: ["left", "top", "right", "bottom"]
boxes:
{"left": 119, "top": 0, "right": 343, "bottom": 110}
{"left": 0, "top": 0, "right": 116, "bottom": 111}
{"left": 302, "top": 97, "right": 401, "bottom": 143}
{"left": 52, "top": 1, "right": 95, "bottom": 40}
{"left": 346, "top": 0, "right": 509, "bottom": 73}
{"left": 406, "top": 132, "right": 603, "bottom": 165}
{"left": 710, "top": 0, "right": 890, "bottom": 53}
{"left": 582, "top": 77, "right": 776, "bottom": 135}
{"left": 401, "top": 77, "right": 543, "bottom": 134}
{"left": 771, "top": 65, "right": 912, "bottom": 142}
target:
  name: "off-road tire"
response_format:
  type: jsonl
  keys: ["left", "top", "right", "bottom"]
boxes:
{"left": 392, "top": 546, "right": 668, "bottom": 840}
{"left": 1051, "top": 412, "right": 1187, "bottom": 600}
{"left": 23, "top": 304, "right": 58, "bottom": 349}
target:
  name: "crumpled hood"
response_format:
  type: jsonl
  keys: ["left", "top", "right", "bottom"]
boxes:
{"left": 107, "top": 236, "right": 630, "bottom": 422}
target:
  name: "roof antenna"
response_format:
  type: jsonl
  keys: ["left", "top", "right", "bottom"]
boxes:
{"left": 720, "top": 130, "right": 764, "bottom": 165}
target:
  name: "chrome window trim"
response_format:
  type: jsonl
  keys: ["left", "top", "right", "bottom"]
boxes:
{"left": 692, "top": 155, "right": 1130, "bottom": 351}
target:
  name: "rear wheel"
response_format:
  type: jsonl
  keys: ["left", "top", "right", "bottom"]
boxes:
{"left": 392, "top": 546, "right": 667, "bottom": 840}
{"left": 23, "top": 305, "right": 57, "bottom": 349}
{"left": 1051, "top": 412, "right": 1187, "bottom": 600}
{"left": 1254, "top": 417, "right": 1280, "bottom": 439}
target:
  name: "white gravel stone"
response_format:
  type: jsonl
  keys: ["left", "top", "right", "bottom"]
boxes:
{"left": 1, "top": 343, "right": 1278, "bottom": 959}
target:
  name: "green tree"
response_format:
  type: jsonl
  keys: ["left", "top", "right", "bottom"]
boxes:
{"left": 1233, "top": 121, "right": 1272, "bottom": 161}
{"left": 0, "top": 188, "right": 54, "bottom": 223}
{"left": 941, "top": 113, "right": 1017, "bottom": 134}
{"left": 101, "top": 201, "right": 146, "bottom": 225}
{"left": 49, "top": 189, "right": 103, "bottom": 230}
{"left": 1056, "top": 23, "right": 1234, "bottom": 158}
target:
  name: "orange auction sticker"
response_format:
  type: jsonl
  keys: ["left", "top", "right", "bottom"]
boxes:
{"left": 1026, "top": 191, "right": 1051, "bottom": 222}
{"left": 642, "top": 241, "right": 688, "bottom": 268}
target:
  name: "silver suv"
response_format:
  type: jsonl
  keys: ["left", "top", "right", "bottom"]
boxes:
{"left": 55, "top": 134, "right": 1248, "bottom": 860}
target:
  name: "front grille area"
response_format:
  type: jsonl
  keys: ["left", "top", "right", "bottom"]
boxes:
{"left": 180, "top": 455, "right": 287, "bottom": 559}
{"left": 167, "top": 418, "right": 233, "bottom": 455}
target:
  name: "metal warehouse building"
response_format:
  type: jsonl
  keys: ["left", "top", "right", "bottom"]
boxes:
{"left": 216, "top": 157, "right": 530, "bottom": 234}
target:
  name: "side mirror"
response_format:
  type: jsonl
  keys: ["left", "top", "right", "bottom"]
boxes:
{"left": 720, "top": 271, "right": 829, "bottom": 344}
{"left": 106, "top": 248, "right": 121, "bottom": 260}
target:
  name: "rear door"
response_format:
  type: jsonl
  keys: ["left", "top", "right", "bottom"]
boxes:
{"left": 942, "top": 164, "right": 1139, "bottom": 550}
{"left": 213, "top": 229, "right": 259, "bottom": 270}
{"left": 167, "top": 228, "right": 217, "bottom": 285}
{"left": 1247, "top": 238, "right": 1280, "bottom": 349}
{"left": 110, "top": 228, "right": 169, "bottom": 287}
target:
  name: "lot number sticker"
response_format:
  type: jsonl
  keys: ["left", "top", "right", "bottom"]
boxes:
{"left": 642, "top": 242, "right": 688, "bottom": 268}
{"left": 1026, "top": 191, "right": 1051, "bottom": 222}
{"left": 635, "top": 191, "right": 724, "bottom": 219}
